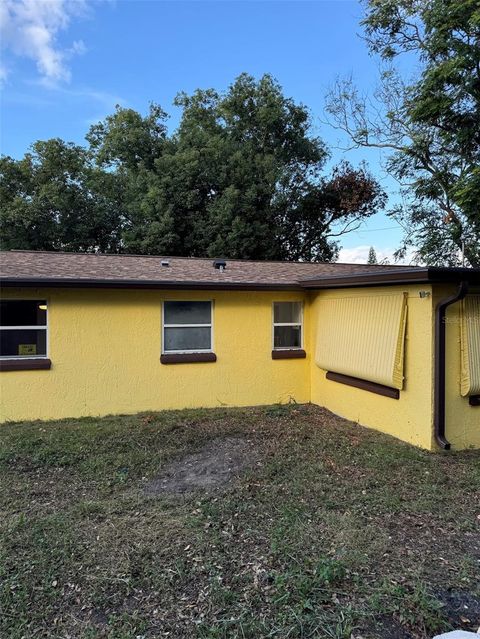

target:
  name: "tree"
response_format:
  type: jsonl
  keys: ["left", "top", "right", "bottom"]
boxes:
{"left": 0, "top": 139, "right": 122, "bottom": 252}
{"left": 326, "top": 0, "right": 480, "bottom": 266}
{"left": 88, "top": 74, "right": 385, "bottom": 260}
{"left": 2, "top": 74, "right": 386, "bottom": 260}
{"left": 87, "top": 103, "right": 169, "bottom": 172}
{"left": 367, "top": 246, "right": 378, "bottom": 264}
{"left": 86, "top": 104, "right": 181, "bottom": 255}
{"left": 276, "top": 161, "right": 385, "bottom": 261}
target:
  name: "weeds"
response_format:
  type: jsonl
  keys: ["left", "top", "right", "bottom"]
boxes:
{"left": 1, "top": 404, "right": 479, "bottom": 638}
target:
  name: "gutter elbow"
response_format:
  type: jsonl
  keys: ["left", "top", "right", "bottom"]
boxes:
{"left": 435, "top": 433, "right": 451, "bottom": 451}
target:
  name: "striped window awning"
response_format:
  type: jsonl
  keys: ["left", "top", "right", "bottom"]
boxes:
{"left": 460, "top": 295, "right": 480, "bottom": 397}
{"left": 315, "top": 293, "right": 408, "bottom": 390}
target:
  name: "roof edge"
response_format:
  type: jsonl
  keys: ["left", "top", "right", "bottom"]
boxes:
{"left": 2, "top": 267, "right": 479, "bottom": 292}
{"left": 300, "top": 267, "right": 480, "bottom": 289}
{"left": 0, "top": 277, "right": 303, "bottom": 292}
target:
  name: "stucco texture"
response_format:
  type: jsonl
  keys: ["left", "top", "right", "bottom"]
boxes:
{"left": 2, "top": 284, "right": 478, "bottom": 451}
{"left": 309, "top": 285, "right": 436, "bottom": 450}
{"left": 0, "top": 288, "right": 310, "bottom": 422}
{"left": 434, "top": 285, "right": 480, "bottom": 451}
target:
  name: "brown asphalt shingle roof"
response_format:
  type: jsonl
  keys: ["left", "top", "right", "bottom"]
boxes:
{"left": 0, "top": 250, "right": 413, "bottom": 289}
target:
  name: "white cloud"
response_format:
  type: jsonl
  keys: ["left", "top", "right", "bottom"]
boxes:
{"left": 34, "top": 83, "right": 126, "bottom": 106}
{"left": 50, "top": 85, "right": 127, "bottom": 123}
{"left": 0, "top": 63, "right": 8, "bottom": 84}
{"left": 0, "top": 0, "right": 89, "bottom": 83}
{"left": 337, "top": 245, "right": 419, "bottom": 265}
{"left": 69, "top": 39, "right": 87, "bottom": 56}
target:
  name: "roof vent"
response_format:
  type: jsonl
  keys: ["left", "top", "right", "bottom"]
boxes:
{"left": 213, "top": 259, "right": 227, "bottom": 272}
{"left": 161, "top": 260, "right": 170, "bottom": 267}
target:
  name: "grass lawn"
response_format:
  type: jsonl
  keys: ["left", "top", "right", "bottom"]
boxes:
{"left": 1, "top": 404, "right": 479, "bottom": 639}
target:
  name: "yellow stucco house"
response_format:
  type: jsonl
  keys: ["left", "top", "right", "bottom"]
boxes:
{"left": 1, "top": 250, "right": 479, "bottom": 450}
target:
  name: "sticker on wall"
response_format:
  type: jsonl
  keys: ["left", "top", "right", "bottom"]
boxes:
{"left": 18, "top": 344, "right": 37, "bottom": 356}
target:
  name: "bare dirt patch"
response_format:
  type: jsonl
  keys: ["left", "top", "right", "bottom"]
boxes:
{"left": 145, "top": 436, "right": 260, "bottom": 494}
{"left": 2, "top": 404, "right": 480, "bottom": 639}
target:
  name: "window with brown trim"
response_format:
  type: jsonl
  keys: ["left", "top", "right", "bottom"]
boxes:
{"left": 273, "top": 302, "right": 303, "bottom": 350}
{"left": 0, "top": 300, "right": 48, "bottom": 359}
{"left": 162, "top": 301, "right": 213, "bottom": 354}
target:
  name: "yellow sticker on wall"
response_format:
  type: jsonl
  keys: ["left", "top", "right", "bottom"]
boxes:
{"left": 19, "top": 344, "right": 37, "bottom": 355}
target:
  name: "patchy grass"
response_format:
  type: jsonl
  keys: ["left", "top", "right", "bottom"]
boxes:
{"left": 1, "top": 404, "right": 479, "bottom": 638}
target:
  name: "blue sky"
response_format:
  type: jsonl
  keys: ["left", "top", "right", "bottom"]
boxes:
{"left": 1, "top": 0, "right": 409, "bottom": 262}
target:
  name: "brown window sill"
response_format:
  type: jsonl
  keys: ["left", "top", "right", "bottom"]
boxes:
{"left": 326, "top": 371, "right": 400, "bottom": 399}
{"left": 272, "top": 349, "right": 306, "bottom": 360}
{"left": 160, "top": 352, "right": 217, "bottom": 364}
{"left": 469, "top": 395, "right": 480, "bottom": 406}
{"left": 0, "top": 358, "right": 52, "bottom": 372}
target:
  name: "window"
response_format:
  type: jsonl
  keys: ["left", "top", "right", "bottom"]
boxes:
{"left": 163, "top": 301, "right": 212, "bottom": 353}
{"left": 273, "top": 302, "right": 303, "bottom": 349}
{"left": 0, "top": 300, "right": 48, "bottom": 359}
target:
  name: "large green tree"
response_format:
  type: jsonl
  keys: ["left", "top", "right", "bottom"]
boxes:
{"left": 87, "top": 74, "right": 385, "bottom": 260}
{"left": 2, "top": 74, "right": 385, "bottom": 260}
{"left": 326, "top": 0, "right": 480, "bottom": 266}
{"left": 0, "top": 139, "right": 122, "bottom": 252}
{"left": 85, "top": 104, "right": 178, "bottom": 255}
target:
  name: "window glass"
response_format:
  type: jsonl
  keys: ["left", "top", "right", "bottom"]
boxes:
{"left": 164, "top": 301, "right": 211, "bottom": 325}
{"left": 0, "top": 300, "right": 48, "bottom": 358}
{"left": 274, "top": 326, "right": 302, "bottom": 349}
{"left": 0, "top": 329, "right": 47, "bottom": 357}
{"left": 273, "top": 301, "right": 303, "bottom": 349}
{"left": 274, "top": 302, "right": 302, "bottom": 324}
{"left": 0, "top": 300, "right": 47, "bottom": 326}
{"left": 164, "top": 327, "right": 211, "bottom": 352}
{"left": 163, "top": 301, "right": 212, "bottom": 352}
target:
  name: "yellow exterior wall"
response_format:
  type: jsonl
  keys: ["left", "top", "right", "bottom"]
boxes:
{"left": 1, "top": 283, "right": 477, "bottom": 451}
{"left": 0, "top": 288, "right": 310, "bottom": 422}
{"left": 434, "top": 285, "right": 480, "bottom": 450}
{"left": 309, "top": 285, "right": 436, "bottom": 450}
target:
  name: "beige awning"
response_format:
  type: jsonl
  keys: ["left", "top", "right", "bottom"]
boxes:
{"left": 460, "top": 295, "right": 480, "bottom": 396}
{"left": 315, "top": 293, "right": 408, "bottom": 389}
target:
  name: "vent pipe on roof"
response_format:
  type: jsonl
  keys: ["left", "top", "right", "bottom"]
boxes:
{"left": 213, "top": 259, "right": 227, "bottom": 272}
{"left": 161, "top": 260, "right": 169, "bottom": 267}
